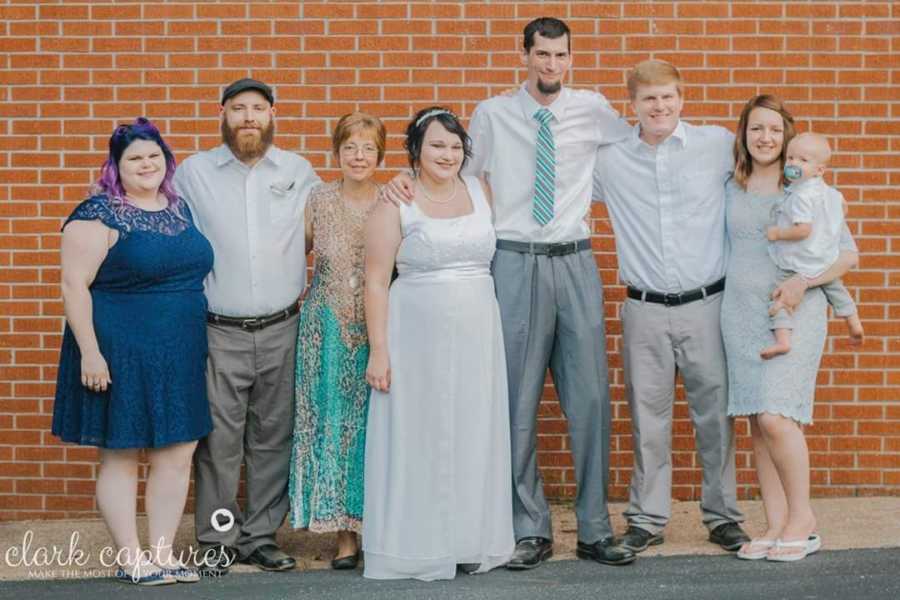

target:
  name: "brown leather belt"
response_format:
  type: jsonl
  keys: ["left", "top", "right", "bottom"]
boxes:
{"left": 207, "top": 301, "right": 300, "bottom": 331}
{"left": 626, "top": 278, "right": 726, "bottom": 307}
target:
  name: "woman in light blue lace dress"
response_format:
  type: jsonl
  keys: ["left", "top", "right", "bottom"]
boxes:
{"left": 721, "top": 95, "right": 858, "bottom": 562}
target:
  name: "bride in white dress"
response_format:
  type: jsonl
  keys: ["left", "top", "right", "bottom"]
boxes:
{"left": 362, "top": 107, "right": 515, "bottom": 581}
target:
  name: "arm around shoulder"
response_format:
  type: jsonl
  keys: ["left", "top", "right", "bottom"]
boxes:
{"left": 477, "top": 176, "right": 493, "bottom": 209}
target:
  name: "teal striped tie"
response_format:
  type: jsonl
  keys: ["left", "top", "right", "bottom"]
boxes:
{"left": 533, "top": 108, "right": 555, "bottom": 226}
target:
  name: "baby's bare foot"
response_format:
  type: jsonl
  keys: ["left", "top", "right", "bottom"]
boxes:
{"left": 761, "top": 341, "right": 791, "bottom": 360}
{"left": 847, "top": 314, "right": 864, "bottom": 346}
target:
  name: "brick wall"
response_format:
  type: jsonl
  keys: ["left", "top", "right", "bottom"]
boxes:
{"left": 0, "top": 1, "right": 898, "bottom": 520}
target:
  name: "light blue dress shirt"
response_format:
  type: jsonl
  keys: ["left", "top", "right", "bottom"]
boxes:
{"left": 593, "top": 121, "right": 735, "bottom": 293}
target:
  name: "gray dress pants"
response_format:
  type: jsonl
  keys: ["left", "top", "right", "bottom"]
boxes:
{"left": 621, "top": 292, "right": 744, "bottom": 534}
{"left": 492, "top": 246, "right": 614, "bottom": 544}
{"left": 193, "top": 313, "right": 299, "bottom": 558}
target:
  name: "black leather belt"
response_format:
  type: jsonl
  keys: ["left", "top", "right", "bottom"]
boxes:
{"left": 207, "top": 300, "right": 300, "bottom": 331}
{"left": 627, "top": 277, "right": 725, "bottom": 307}
{"left": 496, "top": 238, "right": 591, "bottom": 256}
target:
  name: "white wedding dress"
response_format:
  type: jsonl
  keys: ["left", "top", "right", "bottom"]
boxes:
{"left": 362, "top": 176, "right": 515, "bottom": 581}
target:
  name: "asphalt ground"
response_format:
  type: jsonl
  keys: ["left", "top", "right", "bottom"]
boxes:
{"left": 1, "top": 548, "right": 899, "bottom": 600}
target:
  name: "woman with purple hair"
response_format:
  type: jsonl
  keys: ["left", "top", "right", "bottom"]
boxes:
{"left": 52, "top": 118, "right": 213, "bottom": 585}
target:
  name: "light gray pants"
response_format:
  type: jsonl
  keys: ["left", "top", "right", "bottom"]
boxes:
{"left": 492, "top": 246, "right": 613, "bottom": 544}
{"left": 193, "top": 313, "right": 299, "bottom": 557}
{"left": 621, "top": 292, "right": 743, "bottom": 535}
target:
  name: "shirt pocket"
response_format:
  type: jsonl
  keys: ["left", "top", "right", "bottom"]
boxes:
{"left": 268, "top": 182, "right": 302, "bottom": 228}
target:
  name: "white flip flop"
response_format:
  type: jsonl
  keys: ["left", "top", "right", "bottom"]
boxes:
{"left": 736, "top": 538, "right": 776, "bottom": 560}
{"left": 766, "top": 534, "right": 822, "bottom": 562}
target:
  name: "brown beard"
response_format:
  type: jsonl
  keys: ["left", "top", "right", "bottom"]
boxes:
{"left": 221, "top": 119, "right": 275, "bottom": 163}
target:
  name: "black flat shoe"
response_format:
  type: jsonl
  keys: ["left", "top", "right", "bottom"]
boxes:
{"left": 331, "top": 551, "right": 360, "bottom": 570}
{"left": 457, "top": 563, "right": 481, "bottom": 575}
{"left": 709, "top": 522, "right": 751, "bottom": 551}
{"left": 196, "top": 544, "right": 237, "bottom": 576}
{"left": 505, "top": 537, "right": 553, "bottom": 570}
{"left": 241, "top": 544, "right": 297, "bottom": 571}
{"left": 576, "top": 537, "right": 636, "bottom": 566}
{"left": 620, "top": 525, "right": 664, "bottom": 553}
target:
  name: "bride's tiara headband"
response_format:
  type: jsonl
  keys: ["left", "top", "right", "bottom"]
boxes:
{"left": 415, "top": 108, "right": 455, "bottom": 128}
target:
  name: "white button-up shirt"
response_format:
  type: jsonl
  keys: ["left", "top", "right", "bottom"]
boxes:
{"left": 174, "top": 144, "right": 320, "bottom": 317}
{"left": 592, "top": 121, "right": 734, "bottom": 293}
{"left": 770, "top": 176, "right": 845, "bottom": 278}
{"left": 463, "top": 84, "right": 631, "bottom": 243}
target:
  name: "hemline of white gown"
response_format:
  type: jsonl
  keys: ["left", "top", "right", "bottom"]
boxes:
{"left": 363, "top": 550, "right": 512, "bottom": 582}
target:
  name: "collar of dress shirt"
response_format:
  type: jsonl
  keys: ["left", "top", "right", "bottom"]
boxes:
{"left": 786, "top": 175, "right": 823, "bottom": 194}
{"left": 517, "top": 83, "right": 568, "bottom": 123}
{"left": 214, "top": 143, "right": 283, "bottom": 168}
{"left": 630, "top": 119, "right": 688, "bottom": 150}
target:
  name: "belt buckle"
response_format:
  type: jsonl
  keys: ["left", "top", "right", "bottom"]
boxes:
{"left": 548, "top": 241, "right": 573, "bottom": 257}
{"left": 663, "top": 292, "right": 682, "bottom": 306}
{"left": 241, "top": 318, "right": 260, "bottom": 330}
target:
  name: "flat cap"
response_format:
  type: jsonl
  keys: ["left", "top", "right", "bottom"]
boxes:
{"left": 221, "top": 78, "right": 274, "bottom": 105}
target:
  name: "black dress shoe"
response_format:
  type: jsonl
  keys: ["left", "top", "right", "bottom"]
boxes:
{"left": 457, "top": 563, "right": 481, "bottom": 575}
{"left": 241, "top": 544, "right": 297, "bottom": 571}
{"left": 621, "top": 525, "right": 664, "bottom": 553}
{"left": 196, "top": 544, "right": 237, "bottom": 576}
{"left": 331, "top": 551, "right": 359, "bottom": 570}
{"left": 709, "top": 522, "right": 751, "bottom": 551}
{"left": 505, "top": 537, "right": 553, "bottom": 570}
{"left": 576, "top": 537, "right": 636, "bottom": 566}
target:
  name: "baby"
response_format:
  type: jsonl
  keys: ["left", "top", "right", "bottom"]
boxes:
{"left": 763, "top": 132, "right": 864, "bottom": 359}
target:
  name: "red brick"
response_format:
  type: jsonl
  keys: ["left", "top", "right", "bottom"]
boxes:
{"left": 1, "top": 0, "right": 899, "bottom": 519}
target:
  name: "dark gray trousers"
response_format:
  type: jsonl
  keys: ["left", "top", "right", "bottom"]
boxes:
{"left": 492, "top": 246, "right": 613, "bottom": 544}
{"left": 193, "top": 313, "right": 299, "bottom": 558}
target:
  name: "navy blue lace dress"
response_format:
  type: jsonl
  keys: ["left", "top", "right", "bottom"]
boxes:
{"left": 52, "top": 195, "right": 214, "bottom": 448}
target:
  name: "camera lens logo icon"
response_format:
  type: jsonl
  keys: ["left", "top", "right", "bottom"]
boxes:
{"left": 210, "top": 508, "right": 235, "bottom": 533}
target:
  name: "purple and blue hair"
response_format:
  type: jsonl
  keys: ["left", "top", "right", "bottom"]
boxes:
{"left": 92, "top": 117, "right": 181, "bottom": 210}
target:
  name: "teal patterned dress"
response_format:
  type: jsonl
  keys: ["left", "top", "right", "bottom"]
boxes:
{"left": 289, "top": 180, "right": 376, "bottom": 532}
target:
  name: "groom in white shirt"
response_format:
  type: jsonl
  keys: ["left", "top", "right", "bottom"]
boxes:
{"left": 386, "top": 17, "right": 638, "bottom": 569}
{"left": 465, "top": 18, "right": 637, "bottom": 570}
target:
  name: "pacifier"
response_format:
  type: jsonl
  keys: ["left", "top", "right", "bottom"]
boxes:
{"left": 783, "top": 165, "right": 802, "bottom": 181}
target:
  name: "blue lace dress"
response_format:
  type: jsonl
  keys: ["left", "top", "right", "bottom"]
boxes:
{"left": 721, "top": 180, "right": 827, "bottom": 424}
{"left": 52, "top": 195, "right": 214, "bottom": 448}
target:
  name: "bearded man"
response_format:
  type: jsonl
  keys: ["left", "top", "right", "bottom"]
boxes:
{"left": 174, "top": 78, "right": 320, "bottom": 575}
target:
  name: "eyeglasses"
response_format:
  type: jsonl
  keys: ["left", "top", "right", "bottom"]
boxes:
{"left": 340, "top": 143, "right": 378, "bottom": 156}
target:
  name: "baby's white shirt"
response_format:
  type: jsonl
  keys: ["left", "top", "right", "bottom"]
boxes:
{"left": 768, "top": 176, "right": 845, "bottom": 278}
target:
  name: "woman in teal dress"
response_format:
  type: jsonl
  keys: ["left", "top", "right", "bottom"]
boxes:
{"left": 289, "top": 112, "right": 385, "bottom": 569}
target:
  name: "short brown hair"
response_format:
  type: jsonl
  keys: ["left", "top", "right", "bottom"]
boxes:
{"left": 332, "top": 112, "right": 387, "bottom": 163}
{"left": 626, "top": 59, "right": 682, "bottom": 99}
{"left": 733, "top": 94, "right": 796, "bottom": 190}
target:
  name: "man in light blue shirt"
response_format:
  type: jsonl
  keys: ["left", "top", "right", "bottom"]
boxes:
{"left": 592, "top": 60, "right": 750, "bottom": 554}
{"left": 175, "top": 78, "right": 319, "bottom": 575}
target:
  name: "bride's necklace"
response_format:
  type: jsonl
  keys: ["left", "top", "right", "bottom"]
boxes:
{"left": 417, "top": 177, "right": 457, "bottom": 204}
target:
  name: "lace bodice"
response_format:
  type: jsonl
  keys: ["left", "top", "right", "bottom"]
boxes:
{"left": 395, "top": 176, "right": 496, "bottom": 281}
{"left": 65, "top": 195, "right": 191, "bottom": 238}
